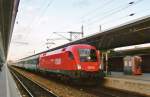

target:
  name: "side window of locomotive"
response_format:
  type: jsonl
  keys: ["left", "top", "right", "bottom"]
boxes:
{"left": 68, "top": 51, "right": 74, "bottom": 60}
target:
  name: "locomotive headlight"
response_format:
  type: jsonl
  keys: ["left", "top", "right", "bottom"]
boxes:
{"left": 77, "top": 64, "right": 81, "bottom": 70}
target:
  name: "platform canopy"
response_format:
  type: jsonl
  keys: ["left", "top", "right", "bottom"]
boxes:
{"left": 21, "top": 15, "right": 150, "bottom": 60}
{"left": 47, "top": 15, "right": 150, "bottom": 52}
{"left": 0, "top": 0, "right": 19, "bottom": 63}
{"left": 24, "top": 15, "right": 150, "bottom": 59}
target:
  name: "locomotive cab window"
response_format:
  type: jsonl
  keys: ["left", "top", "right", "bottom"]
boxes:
{"left": 78, "top": 49, "right": 97, "bottom": 62}
{"left": 68, "top": 51, "right": 74, "bottom": 60}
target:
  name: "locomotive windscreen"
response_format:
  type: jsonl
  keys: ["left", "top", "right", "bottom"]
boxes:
{"left": 78, "top": 49, "right": 97, "bottom": 62}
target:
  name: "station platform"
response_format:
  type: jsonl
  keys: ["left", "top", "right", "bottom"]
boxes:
{"left": 103, "top": 72, "right": 150, "bottom": 96}
{"left": 0, "top": 65, "right": 21, "bottom": 97}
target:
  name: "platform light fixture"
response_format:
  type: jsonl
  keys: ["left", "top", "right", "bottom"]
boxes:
{"left": 129, "top": 1, "right": 134, "bottom": 5}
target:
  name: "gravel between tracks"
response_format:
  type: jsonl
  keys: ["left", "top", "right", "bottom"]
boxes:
{"left": 11, "top": 67, "right": 99, "bottom": 97}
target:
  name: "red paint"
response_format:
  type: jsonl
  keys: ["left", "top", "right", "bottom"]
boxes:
{"left": 38, "top": 44, "right": 101, "bottom": 72}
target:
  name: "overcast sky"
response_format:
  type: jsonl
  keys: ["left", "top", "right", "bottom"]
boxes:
{"left": 8, "top": 0, "right": 150, "bottom": 60}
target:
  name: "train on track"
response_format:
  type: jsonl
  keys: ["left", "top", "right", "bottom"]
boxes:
{"left": 14, "top": 44, "right": 104, "bottom": 83}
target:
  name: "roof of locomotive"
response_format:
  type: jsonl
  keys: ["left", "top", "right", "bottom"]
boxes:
{"left": 66, "top": 44, "right": 96, "bottom": 50}
{"left": 18, "top": 44, "right": 95, "bottom": 61}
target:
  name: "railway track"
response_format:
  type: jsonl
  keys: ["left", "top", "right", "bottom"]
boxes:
{"left": 10, "top": 68, "right": 58, "bottom": 97}
{"left": 9, "top": 67, "right": 148, "bottom": 97}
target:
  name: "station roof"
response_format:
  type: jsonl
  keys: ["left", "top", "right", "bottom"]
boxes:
{"left": 0, "top": 0, "right": 19, "bottom": 63}
{"left": 116, "top": 47, "right": 150, "bottom": 56}
{"left": 52, "top": 15, "right": 150, "bottom": 51}
{"left": 108, "top": 47, "right": 150, "bottom": 58}
{"left": 22, "top": 15, "right": 150, "bottom": 60}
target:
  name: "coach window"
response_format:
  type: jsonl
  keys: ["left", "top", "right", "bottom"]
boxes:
{"left": 36, "top": 58, "right": 39, "bottom": 64}
{"left": 68, "top": 51, "right": 74, "bottom": 60}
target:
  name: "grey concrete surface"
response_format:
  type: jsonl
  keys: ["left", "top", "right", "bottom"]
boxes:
{"left": 0, "top": 65, "right": 21, "bottom": 97}
{"left": 0, "top": 65, "right": 7, "bottom": 97}
{"left": 104, "top": 72, "right": 150, "bottom": 96}
{"left": 110, "top": 72, "right": 150, "bottom": 81}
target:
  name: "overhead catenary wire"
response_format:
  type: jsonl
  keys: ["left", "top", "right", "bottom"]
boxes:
{"left": 85, "top": 7, "right": 150, "bottom": 34}
{"left": 24, "top": 0, "right": 145, "bottom": 42}
{"left": 13, "top": 0, "right": 55, "bottom": 50}
{"left": 81, "top": 0, "right": 132, "bottom": 24}
{"left": 24, "top": 0, "right": 55, "bottom": 38}
{"left": 86, "top": 13, "right": 136, "bottom": 32}
{"left": 55, "top": 0, "right": 148, "bottom": 36}
{"left": 60, "top": 0, "right": 144, "bottom": 33}
{"left": 99, "top": 13, "right": 136, "bottom": 26}
{"left": 18, "top": 0, "right": 47, "bottom": 30}
{"left": 105, "top": 7, "right": 150, "bottom": 26}
{"left": 35, "top": 0, "right": 55, "bottom": 25}
{"left": 57, "top": 0, "right": 116, "bottom": 32}
{"left": 80, "top": 0, "right": 115, "bottom": 20}
{"left": 57, "top": 0, "right": 132, "bottom": 32}
{"left": 84, "top": 0, "right": 144, "bottom": 26}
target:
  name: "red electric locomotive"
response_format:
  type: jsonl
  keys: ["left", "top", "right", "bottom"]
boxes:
{"left": 15, "top": 44, "right": 104, "bottom": 84}
{"left": 38, "top": 44, "right": 102, "bottom": 79}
